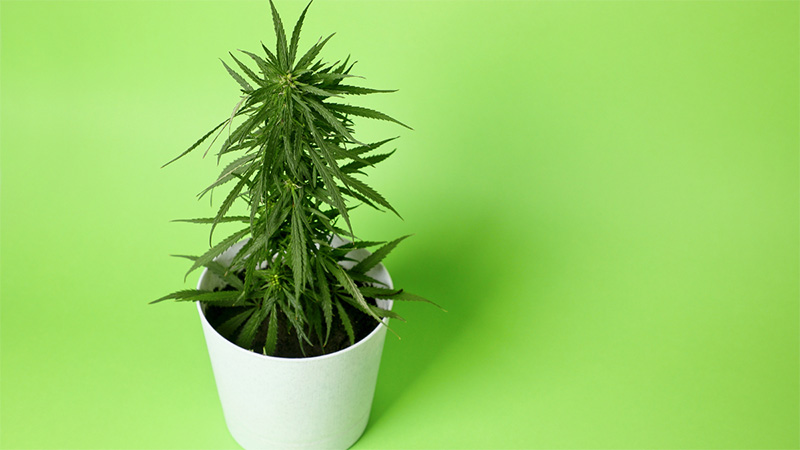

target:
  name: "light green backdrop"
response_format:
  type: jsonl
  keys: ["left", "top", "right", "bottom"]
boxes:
{"left": 1, "top": 1, "right": 797, "bottom": 448}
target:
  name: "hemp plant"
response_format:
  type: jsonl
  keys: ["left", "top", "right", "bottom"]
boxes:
{"left": 153, "top": 1, "right": 434, "bottom": 357}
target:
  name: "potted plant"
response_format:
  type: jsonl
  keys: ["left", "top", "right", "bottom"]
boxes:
{"left": 152, "top": 1, "right": 436, "bottom": 449}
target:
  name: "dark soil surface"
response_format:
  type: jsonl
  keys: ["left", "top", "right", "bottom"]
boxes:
{"left": 204, "top": 292, "right": 380, "bottom": 358}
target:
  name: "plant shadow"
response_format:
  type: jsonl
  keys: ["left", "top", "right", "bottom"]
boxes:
{"left": 363, "top": 213, "right": 521, "bottom": 429}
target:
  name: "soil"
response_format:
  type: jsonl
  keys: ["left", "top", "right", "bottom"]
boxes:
{"left": 204, "top": 287, "right": 380, "bottom": 358}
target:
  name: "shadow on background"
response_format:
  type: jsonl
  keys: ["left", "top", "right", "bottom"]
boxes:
{"left": 364, "top": 206, "right": 550, "bottom": 428}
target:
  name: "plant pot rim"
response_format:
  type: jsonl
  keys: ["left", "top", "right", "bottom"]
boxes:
{"left": 196, "top": 268, "right": 393, "bottom": 364}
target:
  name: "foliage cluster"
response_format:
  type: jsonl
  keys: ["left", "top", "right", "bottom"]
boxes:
{"left": 154, "top": 1, "right": 433, "bottom": 356}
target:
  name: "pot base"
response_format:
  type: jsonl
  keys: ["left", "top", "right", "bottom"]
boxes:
{"left": 226, "top": 406, "right": 371, "bottom": 450}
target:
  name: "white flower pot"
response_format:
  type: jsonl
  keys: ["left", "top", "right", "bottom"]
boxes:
{"left": 196, "top": 241, "right": 393, "bottom": 450}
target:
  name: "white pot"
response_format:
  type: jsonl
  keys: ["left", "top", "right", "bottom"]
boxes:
{"left": 196, "top": 241, "right": 393, "bottom": 450}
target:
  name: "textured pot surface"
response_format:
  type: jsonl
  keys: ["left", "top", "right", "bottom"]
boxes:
{"left": 197, "top": 241, "right": 393, "bottom": 450}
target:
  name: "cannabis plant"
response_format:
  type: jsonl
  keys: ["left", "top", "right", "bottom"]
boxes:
{"left": 154, "top": 1, "right": 433, "bottom": 357}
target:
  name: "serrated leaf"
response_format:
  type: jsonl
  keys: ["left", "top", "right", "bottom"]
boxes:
{"left": 315, "top": 261, "right": 333, "bottom": 345}
{"left": 162, "top": 120, "right": 227, "bottom": 168}
{"left": 217, "top": 307, "right": 255, "bottom": 338}
{"left": 328, "top": 85, "right": 397, "bottom": 96}
{"left": 359, "top": 286, "right": 443, "bottom": 309}
{"left": 260, "top": 42, "right": 278, "bottom": 65}
{"left": 290, "top": 190, "right": 308, "bottom": 299}
{"left": 171, "top": 216, "right": 249, "bottom": 224}
{"left": 341, "top": 150, "right": 395, "bottom": 173}
{"left": 264, "top": 304, "right": 279, "bottom": 355}
{"left": 368, "top": 304, "right": 404, "bottom": 321}
{"left": 150, "top": 289, "right": 244, "bottom": 306}
{"left": 326, "top": 103, "right": 411, "bottom": 129}
{"left": 172, "top": 255, "right": 244, "bottom": 290}
{"left": 306, "top": 98, "right": 358, "bottom": 143}
{"left": 298, "top": 105, "right": 355, "bottom": 224}
{"left": 210, "top": 165, "right": 256, "bottom": 243}
{"left": 297, "top": 83, "right": 341, "bottom": 98}
{"left": 215, "top": 110, "right": 266, "bottom": 162}
{"left": 336, "top": 240, "right": 385, "bottom": 250}
{"left": 221, "top": 59, "right": 252, "bottom": 92}
{"left": 346, "top": 271, "right": 387, "bottom": 287}
{"left": 268, "top": 0, "right": 289, "bottom": 70}
{"left": 295, "top": 33, "right": 334, "bottom": 71}
{"left": 237, "top": 250, "right": 257, "bottom": 298}
{"left": 314, "top": 72, "right": 361, "bottom": 85}
{"left": 289, "top": 1, "right": 312, "bottom": 67}
{"left": 334, "top": 137, "right": 396, "bottom": 160}
{"left": 239, "top": 49, "right": 274, "bottom": 77}
{"left": 229, "top": 53, "right": 262, "bottom": 86}
{"left": 305, "top": 133, "right": 351, "bottom": 234}
{"left": 351, "top": 235, "right": 409, "bottom": 274}
{"left": 334, "top": 299, "right": 355, "bottom": 346}
{"left": 185, "top": 227, "right": 251, "bottom": 278}
{"left": 340, "top": 173, "right": 400, "bottom": 217}
{"left": 325, "top": 259, "right": 381, "bottom": 323}
{"left": 279, "top": 292, "right": 312, "bottom": 346}
{"left": 332, "top": 54, "right": 350, "bottom": 74}
{"left": 236, "top": 304, "right": 265, "bottom": 349}
{"left": 199, "top": 152, "right": 258, "bottom": 199}
{"left": 305, "top": 298, "right": 324, "bottom": 349}
{"left": 265, "top": 192, "right": 291, "bottom": 241}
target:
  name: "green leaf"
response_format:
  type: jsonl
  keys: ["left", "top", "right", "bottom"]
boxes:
{"left": 297, "top": 105, "right": 355, "bottom": 221}
{"left": 236, "top": 304, "right": 265, "bottom": 349}
{"left": 240, "top": 49, "right": 277, "bottom": 78}
{"left": 289, "top": 1, "right": 312, "bottom": 67}
{"left": 290, "top": 190, "right": 308, "bottom": 299}
{"left": 368, "top": 304, "right": 404, "bottom": 321}
{"left": 332, "top": 54, "right": 351, "bottom": 75}
{"left": 185, "top": 227, "right": 251, "bottom": 278}
{"left": 314, "top": 72, "right": 361, "bottom": 85}
{"left": 359, "top": 286, "right": 443, "bottom": 309}
{"left": 325, "top": 259, "right": 381, "bottom": 323}
{"left": 341, "top": 150, "right": 395, "bottom": 173}
{"left": 336, "top": 240, "right": 385, "bottom": 250}
{"left": 280, "top": 291, "right": 312, "bottom": 346}
{"left": 171, "top": 216, "right": 249, "bottom": 224}
{"left": 215, "top": 110, "right": 266, "bottom": 161}
{"left": 306, "top": 98, "right": 358, "bottom": 143}
{"left": 264, "top": 304, "right": 279, "bottom": 355}
{"left": 346, "top": 270, "right": 387, "bottom": 287}
{"left": 150, "top": 289, "right": 244, "bottom": 306}
{"left": 260, "top": 43, "right": 278, "bottom": 66}
{"left": 162, "top": 120, "right": 227, "bottom": 168}
{"left": 328, "top": 85, "right": 397, "bottom": 96}
{"left": 351, "top": 235, "right": 409, "bottom": 274}
{"left": 334, "top": 299, "right": 355, "bottom": 346}
{"left": 297, "top": 83, "right": 341, "bottom": 98}
{"left": 229, "top": 53, "right": 262, "bottom": 86}
{"left": 326, "top": 103, "right": 411, "bottom": 129}
{"left": 306, "top": 133, "right": 351, "bottom": 234}
{"left": 172, "top": 255, "right": 245, "bottom": 290}
{"left": 210, "top": 165, "right": 255, "bottom": 244}
{"left": 199, "top": 152, "right": 258, "bottom": 199}
{"left": 334, "top": 137, "right": 396, "bottom": 160}
{"left": 294, "top": 33, "right": 334, "bottom": 71}
{"left": 221, "top": 59, "right": 253, "bottom": 92}
{"left": 217, "top": 307, "right": 255, "bottom": 338}
{"left": 340, "top": 173, "right": 400, "bottom": 217}
{"left": 315, "top": 261, "right": 333, "bottom": 345}
{"left": 241, "top": 247, "right": 261, "bottom": 296}
{"left": 268, "top": 0, "right": 289, "bottom": 71}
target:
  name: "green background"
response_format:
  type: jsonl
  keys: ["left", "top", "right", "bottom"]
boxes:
{"left": 1, "top": 0, "right": 798, "bottom": 448}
